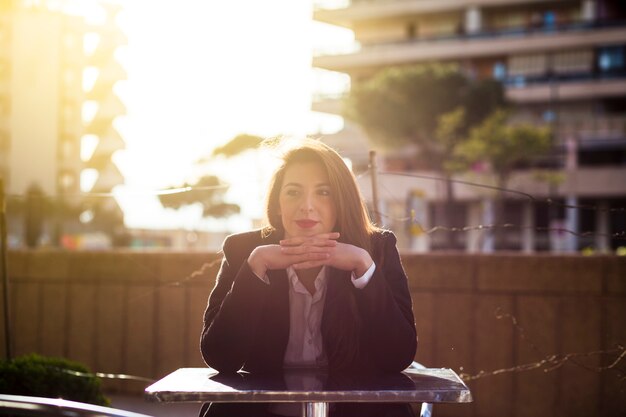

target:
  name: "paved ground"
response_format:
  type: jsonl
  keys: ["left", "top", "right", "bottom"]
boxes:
{"left": 109, "top": 394, "right": 201, "bottom": 417}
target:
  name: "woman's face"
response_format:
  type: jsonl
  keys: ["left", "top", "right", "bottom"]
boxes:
{"left": 278, "top": 161, "right": 337, "bottom": 239}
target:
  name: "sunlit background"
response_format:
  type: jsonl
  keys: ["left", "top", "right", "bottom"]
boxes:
{"left": 66, "top": 0, "right": 351, "bottom": 232}
{"left": 4, "top": 0, "right": 625, "bottom": 252}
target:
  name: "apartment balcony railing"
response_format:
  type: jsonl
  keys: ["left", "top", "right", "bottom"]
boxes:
{"left": 503, "top": 70, "right": 626, "bottom": 87}
{"left": 313, "top": 18, "right": 626, "bottom": 58}
{"left": 312, "top": 90, "right": 347, "bottom": 103}
{"left": 313, "top": 72, "right": 626, "bottom": 114}
{"left": 313, "top": 0, "right": 350, "bottom": 10}
{"left": 313, "top": 0, "right": 451, "bottom": 10}
{"left": 528, "top": 115, "right": 626, "bottom": 144}
{"left": 313, "top": 85, "right": 626, "bottom": 143}
{"left": 313, "top": 71, "right": 626, "bottom": 95}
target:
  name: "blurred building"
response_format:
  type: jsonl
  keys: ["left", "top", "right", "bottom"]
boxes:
{"left": 312, "top": 0, "right": 626, "bottom": 252}
{"left": 0, "top": 1, "right": 126, "bottom": 247}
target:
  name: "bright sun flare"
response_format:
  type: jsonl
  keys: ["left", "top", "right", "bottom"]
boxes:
{"left": 60, "top": 0, "right": 351, "bottom": 231}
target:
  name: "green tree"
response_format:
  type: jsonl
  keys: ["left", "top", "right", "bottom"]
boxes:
{"left": 346, "top": 64, "right": 504, "bottom": 156}
{"left": 346, "top": 64, "right": 504, "bottom": 246}
{"left": 457, "top": 110, "right": 551, "bottom": 246}
{"left": 161, "top": 134, "right": 265, "bottom": 220}
{"left": 158, "top": 175, "right": 240, "bottom": 218}
{"left": 210, "top": 134, "right": 264, "bottom": 158}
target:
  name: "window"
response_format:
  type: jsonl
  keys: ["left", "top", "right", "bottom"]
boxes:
{"left": 493, "top": 62, "right": 506, "bottom": 80}
{"left": 552, "top": 49, "right": 593, "bottom": 75}
{"left": 59, "top": 171, "right": 77, "bottom": 191}
{"left": 508, "top": 54, "right": 548, "bottom": 78}
{"left": 406, "top": 23, "right": 417, "bottom": 39}
{"left": 597, "top": 46, "right": 625, "bottom": 73}
{"left": 59, "top": 139, "right": 76, "bottom": 160}
{"left": 543, "top": 11, "right": 556, "bottom": 28}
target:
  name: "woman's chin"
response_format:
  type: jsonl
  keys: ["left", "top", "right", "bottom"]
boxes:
{"left": 285, "top": 228, "right": 320, "bottom": 239}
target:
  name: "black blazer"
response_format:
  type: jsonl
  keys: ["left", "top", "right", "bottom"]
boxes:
{"left": 200, "top": 229, "right": 417, "bottom": 374}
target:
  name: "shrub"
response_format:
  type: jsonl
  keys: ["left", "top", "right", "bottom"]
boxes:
{"left": 0, "top": 353, "right": 109, "bottom": 406}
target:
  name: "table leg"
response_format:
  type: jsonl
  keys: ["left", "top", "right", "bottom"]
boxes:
{"left": 302, "top": 401, "right": 328, "bottom": 417}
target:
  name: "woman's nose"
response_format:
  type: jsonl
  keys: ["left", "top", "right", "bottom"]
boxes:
{"left": 299, "top": 194, "right": 314, "bottom": 212}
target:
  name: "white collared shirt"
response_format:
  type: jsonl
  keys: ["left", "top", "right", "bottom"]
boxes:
{"left": 284, "top": 266, "right": 328, "bottom": 367}
{"left": 264, "top": 263, "right": 376, "bottom": 416}
{"left": 261, "top": 263, "right": 376, "bottom": 417}
{"left": 255, "top": 262, "right": 376, "bottom": 367}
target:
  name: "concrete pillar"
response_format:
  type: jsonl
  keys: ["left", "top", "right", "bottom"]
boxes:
{"left": 595, "top": 200, "right": 610, "bottom": 253}
{"left": 564, "top": 196, "right": 579, "bottom": 252}
{"left": 581, "top": 0, "right": 596, "bottom": 21}
{"left": 466, "top": 201, "right": 482, "bottom": 253}
{"left": 481, "top": 199, "right": 495, "bottom": 253}
{"left": 407, "top": 190, "right": 429, "bottom": 253}
{"left": 521, "top": 201, "right": 535, "bottom": 253}
{"left": 464, "top": 6, "right": 482, "bottom": 34}
{"left": 564, "top": 136, "right": 579, "bottom": 252}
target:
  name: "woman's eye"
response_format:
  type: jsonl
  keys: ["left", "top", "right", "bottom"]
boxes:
{"left": 285, "top": 189, "right": 300, "bottom": 197}
{"left": 317, "top": 189, "right": 331, "bottom": 196}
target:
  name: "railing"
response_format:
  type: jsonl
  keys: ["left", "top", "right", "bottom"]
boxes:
{"left": 314, "top": 0, "right": 410, "bottom": 10}
{"left": 503, "top": 71, "right": 626, "bottom": 88}
{"left": 311, "top": 90, "right": 349, "bottom": 103}
{"left": 313, "top": 18, "right": 626, "bottom": 57}
{"left": 510, "top": 114, "right": 626, "bottom": 143}
{"left": 312, "top": 76, "right": 626, "bottom": 144}
{"left": 313, "top": 0, "right": 351, "bottom": 10}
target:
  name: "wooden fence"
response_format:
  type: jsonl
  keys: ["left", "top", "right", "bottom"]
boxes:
{"left": 0, "top": 250, "right": 624, "bottom": 417}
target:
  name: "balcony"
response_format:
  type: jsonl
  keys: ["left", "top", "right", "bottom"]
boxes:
{"left": 506, "top": 76, "right": 626, "bottom": 103}
{"left": 311, "top": 91, "right": 345, "bottom": 115}
{"left": 314, "top": 0, "right": 559, "bottom": 26}
{"left": 312, "top": 20, "right": 626, "bottom": 72}
{"left": 312, "top": 75, "right": 626, "bottom": 115}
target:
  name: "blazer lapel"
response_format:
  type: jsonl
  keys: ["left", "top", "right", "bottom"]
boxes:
{"left": 321, "top": 267, "right": 351, "bottom": 332}
{"left": 262, "top": 229, "right": 289, "bottom": 347}
{"left": 265, "top": 268, "right": 290, "bottom": 365}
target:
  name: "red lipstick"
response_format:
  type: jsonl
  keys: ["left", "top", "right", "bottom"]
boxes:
{"left": 295, "top": 220, "right": 318, "bottom": 229}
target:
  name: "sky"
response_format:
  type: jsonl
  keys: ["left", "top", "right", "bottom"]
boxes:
{"left": 76, "top": 0, "right": 352, "bottom": 231}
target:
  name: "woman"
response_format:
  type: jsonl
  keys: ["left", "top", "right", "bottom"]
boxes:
{"left": 200, "top": 139, "right": 417, "bottom": 416}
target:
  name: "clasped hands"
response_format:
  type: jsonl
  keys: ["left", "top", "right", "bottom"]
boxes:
{"left": 248, "top": 232, "right": 373, "bottom": 279}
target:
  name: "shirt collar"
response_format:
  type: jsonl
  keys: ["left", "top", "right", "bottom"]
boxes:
{"left": 286, "top": 266, "right": 328, "bottom": 297}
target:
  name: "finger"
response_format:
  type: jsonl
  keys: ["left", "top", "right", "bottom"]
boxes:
{"left": 281, "top": 245, "right": 331, "bottom": 255}
{"left": 296, "top": 251, "right": 330, "bottom": 262}
{"left": 279, "top": 237, "right": 310, "bottom": 247}
{"left": 280, "top": 236, "right": 338, "bottom": 247}
{"left": 280, "top": 232, "right": 340, "bottom": 245}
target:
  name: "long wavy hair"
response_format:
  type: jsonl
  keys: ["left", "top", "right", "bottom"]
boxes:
{"left": 262, "top": 138, "right": 380, "bottom": 369}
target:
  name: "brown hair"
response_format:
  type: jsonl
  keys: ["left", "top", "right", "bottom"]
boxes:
{"left": 263, "top": 138, "right": 378, "bottom": 252}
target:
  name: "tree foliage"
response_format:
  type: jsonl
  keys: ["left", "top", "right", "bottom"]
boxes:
{"left": 163, "top": 133, "right": 264, "bottom": 219}
{"left": 346, "top": 63, "right": 505, "bottom": 172}
{"left": 158, "top": 175, "right": 240, "bottom": 218}
{"left": 211, "top": 134, "right": 264, "bottom": 158}
{"left": 0, "top": 353, "right": 109, "bottom": 406}
{"left": 457, "top": 110, "right": 552, "bottom": 185}
{"left": 433, "top": 107, "right": 468, "bottom": 175}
